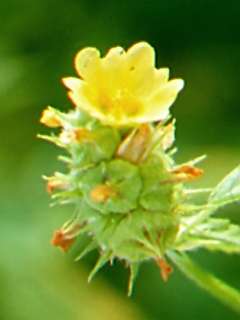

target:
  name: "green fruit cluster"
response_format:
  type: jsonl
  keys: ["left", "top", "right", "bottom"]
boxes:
{"left": 40, "top": 107, "right": 192, "bottom": 292}
{"left": 40, "top": 107, "right": 240, "bottom": 299}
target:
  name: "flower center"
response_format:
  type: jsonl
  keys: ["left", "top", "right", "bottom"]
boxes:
{"left": 99, "top": 89, "right": 142, "bottom": 120}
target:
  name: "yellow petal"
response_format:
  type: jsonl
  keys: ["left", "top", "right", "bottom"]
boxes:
{"left": 135, "top": 79, "right": 184, "bottom": 123}
{"left": 126, "top": 42, "right": 155, "bottom": 68}
{"left": 74, "top": 47, "right": 101, "bottom": 84}
{"left": 104, "top": 46, "right": 125, "bottom": 62}
{"left": 123, "top": 42, "right": 155, "bottom": 96}
{"left": 101, "top": 46, "right": 126, "bottom": 92}
{"left": 150, "top": 68, "right": 170, "bottom": 95}
{"left": 67, "top": 82, "right": 107, "bottom": 122}
{"left": 150, "top": 79, "right": 184, "bottom": 103}
{"left": 62, "top": 77, "right": 82, "bottom": 91}
{"left": 155, "top": 68, "right": 169, "bottom": 83}
{"left": 133, "top": 108, "right": 169, "bottom": 124}
{"left": 102, "top": 46, "right": 125, "bottom": 75}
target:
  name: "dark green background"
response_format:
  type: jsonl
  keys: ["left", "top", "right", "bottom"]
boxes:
{"left": 1, "top": 1, "right": 240, "bottom": 319}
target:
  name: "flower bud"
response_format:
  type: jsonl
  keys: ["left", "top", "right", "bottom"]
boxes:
{"left": 40, "top": 107, "right": 62, "bottom": 128}
{"left": 116, "top": 124, "right": 152, "bottom": 163}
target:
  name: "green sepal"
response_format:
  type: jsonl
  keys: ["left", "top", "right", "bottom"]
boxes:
{"left": 75, "top": 241, "right": 98, "bottom": 261}
{"left": 94, "top": 126, "right": 121, "bottom": 160}
{"left": 77, "top": 199, "right": 100, "bottom": 222}
{"left": 88, "top": 251, "right": 112, "bottom": 282}
{"left": 80, "top": 159, "right": 142, "bottom": 214}
{"left": 65, "top": 110, "right": 92, "bottom": 127}
{"left": 58, "top": 155, "right": 72, "bottom": 164}
{"left": 37, "top": 134, "right": 65, "bottom": 148}
{"left": 139, "top": 155, "right": 177, "bottom": 212}
{"left": 101, "top": 209, "right": 177, "bottom": 261}
{"left": 70, "top": 142, "right": 102, "bottom": 167}
{"left": 72, "top": 127, "right": 120, "bottom": 165}
{"left": 128, "top": 263, "right": 139, "bottom": 296}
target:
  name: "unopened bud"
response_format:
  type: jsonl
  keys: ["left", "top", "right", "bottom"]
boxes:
{"left": 40, "top": 107, "right": 62, "bottom": 128}
{"left": 116, "top": 124, "right": 151, "bottom": 163}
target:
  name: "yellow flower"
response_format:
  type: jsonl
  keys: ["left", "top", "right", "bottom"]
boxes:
{"left": 62, "top": 42, "right": 184, "bottom": 126}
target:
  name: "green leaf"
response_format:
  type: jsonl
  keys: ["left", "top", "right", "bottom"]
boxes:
{"left": 168, "top": 251, "right": 240, "bottom": 313}
{"left": 209, "top": 165, "right": 240, "bottom": 207}
{"left": 181, "top": 165, "right": 240, "bottom": 230}
{"left": 176, "top": 218, "right": 240, "bottom": 254}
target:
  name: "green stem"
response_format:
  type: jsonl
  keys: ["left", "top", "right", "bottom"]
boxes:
{"left": 168, "top": 251, "right": 240, "bottom": 313}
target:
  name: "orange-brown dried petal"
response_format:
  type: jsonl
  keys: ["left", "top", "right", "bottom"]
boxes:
{"left": 90, "top": 184, "right": 116, "bottom": 203}
{"left": 156, "top": 258, "right": 173, "bottom": 282}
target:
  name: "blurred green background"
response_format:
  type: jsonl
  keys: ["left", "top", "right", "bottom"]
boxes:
{"left": 1, "top": 0, "right": 240, "bottom": 319}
